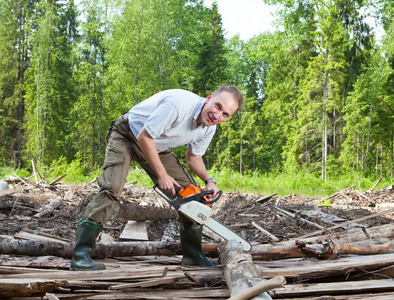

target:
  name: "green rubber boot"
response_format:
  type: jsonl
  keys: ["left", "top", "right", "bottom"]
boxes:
{"left": 179, "top": 222, "right": 215, "bottom": 267}
{"left": 69, "top": 218, "right": 106, "bottom": 271}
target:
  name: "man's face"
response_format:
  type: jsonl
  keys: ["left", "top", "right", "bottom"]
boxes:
{"left": 199, "top": 91, "right": 238, "bottom": 127}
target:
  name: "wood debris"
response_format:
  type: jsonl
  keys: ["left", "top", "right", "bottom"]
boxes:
{"left": 0, "top": 175, "right": 393, "bottom": 299}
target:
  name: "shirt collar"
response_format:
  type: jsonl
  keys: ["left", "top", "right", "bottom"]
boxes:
{"left": 192, "top": 97, "right": 206, "bottom": 129}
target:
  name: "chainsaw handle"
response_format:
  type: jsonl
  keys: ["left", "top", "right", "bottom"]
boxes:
{"left": 201, "top": 190, "right": 222, "bottom": 205}
{"left": 153, "top": 184, "right": 222, "bottom": 206}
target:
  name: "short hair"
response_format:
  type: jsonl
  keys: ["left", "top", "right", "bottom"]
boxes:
{"left": 213, "top": 84, "right": 244, "bottom": 111}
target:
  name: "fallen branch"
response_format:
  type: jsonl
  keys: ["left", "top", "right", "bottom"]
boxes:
{"left": 368, "top": 177, "right": 382, "bottom": 192}
{"left": 274, "top": 206, "right": 324, "bottom": 230}
{"left": 251, "top": 221, "right": 279, "bottom": 242}
{"left": 49, "top": 175, "right": 67, "bottom": 186}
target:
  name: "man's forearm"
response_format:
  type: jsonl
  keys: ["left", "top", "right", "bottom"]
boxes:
{"left": 137, "top": 128, "right": 167, "bottom": 177}
{"left": 186, "top": 150, "right": 210, "bottom": 182}
{"left": 137, "top": 128, "right": 179, "bottom": 194}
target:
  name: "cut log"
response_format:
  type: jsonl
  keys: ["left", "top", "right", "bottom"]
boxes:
{"left": 220, "top": 240, "right": 274, "bottom": 300}
{"left": 1, "top": 234, "right": 393, "bottom": 261}
{"left": 117, "top": 202, "right": 177, "bottom": 221}
{"left": 0, "top": 278, "right": 68, "bottom": 298}
{"left": 251, "top": 240, "right": 394, "bottom": 260}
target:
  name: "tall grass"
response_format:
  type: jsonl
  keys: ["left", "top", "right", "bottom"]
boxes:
{"left": 126, "top": 167, "right": 390, "bottom": 199}
{"left": 1, "top": 163, "right": 391, "bottom": 200}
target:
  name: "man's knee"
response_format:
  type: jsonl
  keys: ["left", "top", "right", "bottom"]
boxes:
{"left": 83, "top": 191, "right": 120, "bottom": 224}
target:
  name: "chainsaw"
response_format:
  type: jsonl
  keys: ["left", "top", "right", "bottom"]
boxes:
{"left": 153, "top": 183, "right": 251, "bottom": 251}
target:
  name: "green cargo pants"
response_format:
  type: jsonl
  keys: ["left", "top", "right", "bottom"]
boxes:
{"left": 83, "top": 114, "right": 197, "bottom": 224}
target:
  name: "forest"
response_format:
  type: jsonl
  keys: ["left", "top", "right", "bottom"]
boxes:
{"left": 0, "top": 0, "right": 393, "bottom": 182}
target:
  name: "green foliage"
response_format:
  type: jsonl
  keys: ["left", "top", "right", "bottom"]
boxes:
{"left": 0, "top": 0, "right": 393, "bottom": 183}
{"left": 315, "top": 199, "right": 332, "bottom": 207}
{"left": 121, "top": 166, "right": 392, "bottom": 198}
{"left": 0, "top": 167, "right": 30, "bottom": 180}
{"left": 50, "top": 152, "right": 90, "bottom": 183}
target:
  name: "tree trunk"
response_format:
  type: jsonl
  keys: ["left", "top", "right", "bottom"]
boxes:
{"left": 0, "top": 236, "right": 219, "bottom": 259}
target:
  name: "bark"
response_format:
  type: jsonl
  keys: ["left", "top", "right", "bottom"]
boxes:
{"left": 117, "top": 202, "right": 178, "bottom": 221}
{"left": 1, "top": 234, "right": 393, "bottom": 260}
{"left": 0, "top": 236, "right": 219, "bottom": 259}
{"left": 251, "top": 241, "right": 394, "bottom": 260}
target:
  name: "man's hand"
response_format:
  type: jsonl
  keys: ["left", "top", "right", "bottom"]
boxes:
{"left": 157, "top": 174, "right": 180, "bottom": 196}
{"left": 137, "top": 127, "right": 180, "bottom": 196}
{"left": 205, "top": 181, "right": 219, "bottom": 198}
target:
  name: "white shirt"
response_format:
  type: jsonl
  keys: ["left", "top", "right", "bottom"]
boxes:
{"left": 126, "top": 89, "right": 216, "bottom": 157}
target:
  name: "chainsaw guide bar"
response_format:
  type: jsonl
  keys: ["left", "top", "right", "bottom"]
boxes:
{"left": 153, "top": 184, "right": 252, "bottom": 251}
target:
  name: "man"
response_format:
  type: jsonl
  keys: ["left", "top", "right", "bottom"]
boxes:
{"left": 70, "top": 84, "right": 243, "bottom": 270}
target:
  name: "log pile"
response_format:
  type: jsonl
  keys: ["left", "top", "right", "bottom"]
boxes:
{"left": 0, "top": 174, "right": 393, "bottom": 299}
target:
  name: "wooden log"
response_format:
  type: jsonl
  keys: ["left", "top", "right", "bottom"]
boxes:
{"left": 251, "top": 240, "right": 394, "bottom": 260}
{"left": 220, "top": 240, "right": 273, "bottom": 300}
{"left": 1, "top": 234, "right": 393, "bottom": 261}
{"left": 0, "top": 236, "right": 219, "bottom": 259}
{"left": 0, "top": 278, "right": 68, "bottom": 298}
{"left": 117, "top": 202, "right": 177, "bottom": 221}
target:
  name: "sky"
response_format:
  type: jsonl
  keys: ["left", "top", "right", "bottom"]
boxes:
{"left": 203, "top": 0, "right": 278, "bottom": 40}
{"left": 203, "top": 0, "right": 384, "bottom": 43}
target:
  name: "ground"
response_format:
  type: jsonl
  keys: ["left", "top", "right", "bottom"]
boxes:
{"left": 0, "top": 179, "right": 392, "bottom": 245}
{"left": 1, "top": 178, "right": 393, "bottom": 299}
